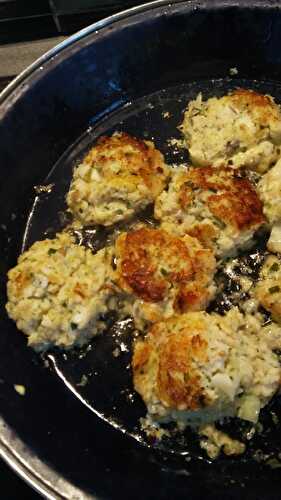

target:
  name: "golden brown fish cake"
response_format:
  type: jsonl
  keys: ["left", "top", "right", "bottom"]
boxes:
{"left": 133, "top": 309, "right": 281, "bottom": 426}
{"left": 155, "top": 166, "right": 265, "bottom": 257}
{"left": 66, "top": 132, "right": 169, "bottom": 226}
{"left": 182, "top": 89, "right": 281, "bottom": 172}
{"left": 114, "top": 227, "right": 216, "bottom": 326}
{"left": 133, "top": 316, "right": 209, "bottom": 412}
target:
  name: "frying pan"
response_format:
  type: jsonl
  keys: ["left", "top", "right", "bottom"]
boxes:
{"left": 2, "top": 0, "right": 281, "bottom": 498}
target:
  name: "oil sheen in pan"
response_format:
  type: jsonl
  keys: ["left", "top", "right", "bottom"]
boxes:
{"left": 22, "top": 78, "right": 281, "bottom": 465}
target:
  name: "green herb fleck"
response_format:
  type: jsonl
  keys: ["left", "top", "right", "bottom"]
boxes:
{"left": 160, "top": 268, "right": 168, "bottom": 276}
{"left": 77, "top": 374, "right": 88, "bottom": 387}
{"left": 71, "top": 322, "right": 78, "bottom": 330}
{"left": 213, "top": 217, "right": 226, "bottom": 229}
{"left": 270, "top": 263, "right": 279, "bottom": 273}
{"left": 185, "top": 181, "right": 194, "bottom": 189}
{"left": 48, "top": 248, "right": 57, "bottom": 255}
{"left": 269, "top": 286, "right": 280, "bottom": 294}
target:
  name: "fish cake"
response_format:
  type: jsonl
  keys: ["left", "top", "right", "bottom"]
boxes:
{"left": 155, "top": 166, "right": 265, "bottom": 257}
{"left": 114, "top": 226, "right": 216, "bottom": 327}
{"left": 182, "top": 89, "right": 281, "bottom": 172}
{"left": 66, "top": 132, "right": 169, "bottom": 226}
{"left": 133, "top": 309, "right": 281, "bottom": 426}
{"left": 6, "top": 233, "right": 116, "bottom": 350}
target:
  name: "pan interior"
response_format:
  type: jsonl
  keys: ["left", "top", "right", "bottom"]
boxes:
{"left": 22, "top": 77, "right": 281, "bottom": 464}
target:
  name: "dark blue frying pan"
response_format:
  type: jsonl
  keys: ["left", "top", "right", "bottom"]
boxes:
{"left": 1, "top": 1, "right": 281, "bottom": 498}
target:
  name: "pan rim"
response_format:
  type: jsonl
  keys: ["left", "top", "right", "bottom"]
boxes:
{"left": 0, "top": 0, "right": 172, "bottom": 104}
{"left": 1, "top": 0, "right": 281, "bottom": 498}
{"left": 0, "top": 415, "right": 92, "bottom": 499}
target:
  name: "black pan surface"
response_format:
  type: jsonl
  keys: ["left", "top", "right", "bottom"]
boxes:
{"left": 2, "top": 1, "right": 281, "bottom": 498}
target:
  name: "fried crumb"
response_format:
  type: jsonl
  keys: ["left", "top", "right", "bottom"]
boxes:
{"left": 112, "top": 347, "right": 121, "bottom": 358}
{"left": 14, "top": 384, "right": 26, "bottom": 396}
{"left": 34, "top": 183, "right": 55, "bottom": 194}
{"left": 199, "top": 424, "right": 245, "bottom": 459}
{"left": 77, "top": 374, "right": 88, "bottom": 387}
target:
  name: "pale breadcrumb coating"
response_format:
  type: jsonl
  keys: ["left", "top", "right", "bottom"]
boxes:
{"left": 254, "top": 254, "right": 281, "bottom": 324}
{"left": 6, "top": 233, "right": 116, "bottom": 350}
{"left": 182, "top": 89, "right": 281, "bottom": 172}
{"left": 257, "top": 158, "right": 281, "bottom": 253}
{"left": 67, "top": 132, "right": 169, "bottom": 226}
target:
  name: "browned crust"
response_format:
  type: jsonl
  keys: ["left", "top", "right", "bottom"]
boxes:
{"left": 10, "top": 270, "right": 30, "bottom": 296}
{"left": 157, "top": 331, "right": 208, "bottom": 409}
{"left": 230, "top": 88, "right": 277, "bottom": 112}
{"left": 228, "top": 88, "right": 281, "bottom": 128}
{"left": 132, "top": 341, "right": 152, "bottom": 374}
{"left": 208, "top": 179, "right": 264, "bottom": 230}
{"left": 186, "top": 223, "right": 218, "bottom": 249}
{"left": 174, "top": 284, "right": 210, "bottom": 313}
{"left": 116, "top": 228, "right": 194, "bottom": 303}
{"left": 85, "top": 132, "right": 148, "bottom": 165}
{"left": 116, "top": 227, "right": 215, "bottom": 314}
{"left": 178, "top": 166, "right": 265, "bottom": 232}
{"left": 73, "top": 282, "right": 88, "bottom": 299}
{"left": 84, "top": 132, "right": 168, "bottom": 196}
{"left": 132, "top": 318, "right": 211, "bottom": 411}
{"left": 230, "top": 88, "right": 274, "bottom": 106}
